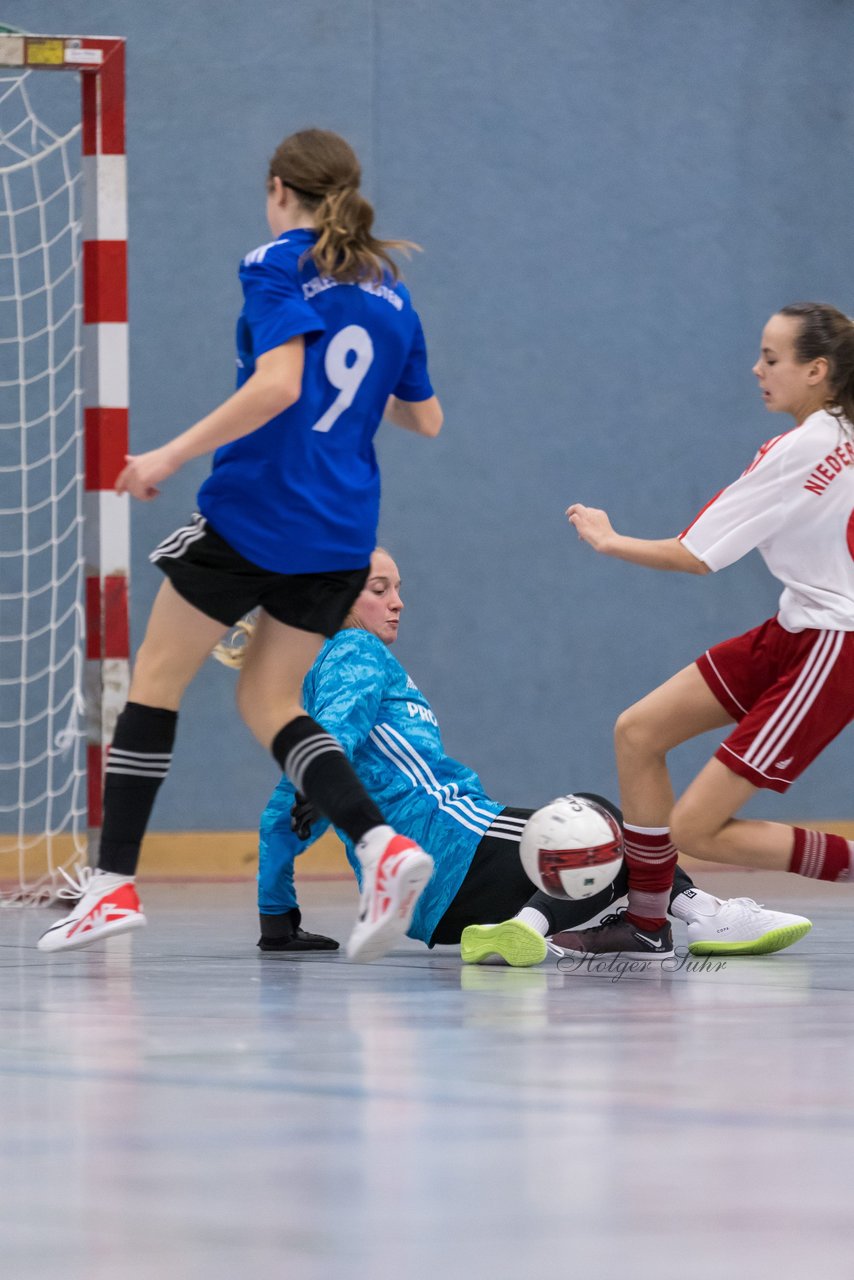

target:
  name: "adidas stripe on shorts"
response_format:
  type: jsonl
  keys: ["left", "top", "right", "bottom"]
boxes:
{"left": 697, "top": 615, "right": 854, "bottom": 793}
{"left": 150, "top": 513, "right": 368, "bottom": 634}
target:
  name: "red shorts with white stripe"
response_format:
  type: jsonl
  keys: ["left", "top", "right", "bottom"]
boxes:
{"left": 696, "top": 616, "right": 854, "bottom": 793}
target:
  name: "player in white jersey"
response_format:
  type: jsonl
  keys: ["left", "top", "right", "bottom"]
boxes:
{"left": 38, "top": 130, "right": 442, "bottom": 963}
{"left": 557, "top": 302, "right": 854, "bottom": 960}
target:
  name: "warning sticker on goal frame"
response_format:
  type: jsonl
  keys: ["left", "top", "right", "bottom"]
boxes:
{"left": 26, "top": 39, "right": 65, "bottom": 65}
{"left": 64, "top": 43, "right": 104, "bottom": 66}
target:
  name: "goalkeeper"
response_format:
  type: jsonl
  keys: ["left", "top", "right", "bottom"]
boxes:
{"left": 231, "top": 549, "right": 811, "bottom": 965}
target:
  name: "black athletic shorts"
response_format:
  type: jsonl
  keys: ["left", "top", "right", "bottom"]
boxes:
{"left": 150, "top": 513, "right": 370, "bottom": 634}
{"left": 429, "top": 806, "right": 537, "bottom": 945}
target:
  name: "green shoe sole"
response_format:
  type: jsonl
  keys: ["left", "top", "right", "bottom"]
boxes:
{"left": 688, "top": 921, "right": 812, "bottom": 956}
{"left": 460, "top": 921, "right": 548, "bottom": 967}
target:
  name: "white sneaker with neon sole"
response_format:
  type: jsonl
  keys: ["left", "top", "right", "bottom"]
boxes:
{"left": 37, "top": 868, "right": 146, "bottom": 953}
{"left": 686, "top": 897, "right": 812, "bottom": 956}
{"left": 347, "top": 827, "right": 434, "bottom": 963}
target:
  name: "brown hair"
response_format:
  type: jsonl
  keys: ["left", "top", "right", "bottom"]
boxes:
{"left": 780, "top": 302, "right": 854, "bottom": 427}
{"left": 268, "top": 129, "right": 417, "bottom": 285}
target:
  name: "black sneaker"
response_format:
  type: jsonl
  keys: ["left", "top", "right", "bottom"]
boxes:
{"left": 551, "top": 910, "right": 674, "bottom": 960}
{"left": 258, "top": 910, "right": 339, "bottom": 952}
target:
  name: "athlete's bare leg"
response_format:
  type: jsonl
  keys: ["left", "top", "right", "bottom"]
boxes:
{"left": 670, "top": 759, "right": 796, "bottom": 870}
{"left": 130, "top": 581, "right": 230, "bottom": 709}
{"left": 614, "top": 663, "right": 734, "bottom": 824}
{"left": 235, "top": 608, "right": 324, "bottom": 748}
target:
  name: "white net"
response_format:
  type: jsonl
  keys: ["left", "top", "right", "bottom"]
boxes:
{"left": 0, "top": 70, "right": 86, "bottom": 904}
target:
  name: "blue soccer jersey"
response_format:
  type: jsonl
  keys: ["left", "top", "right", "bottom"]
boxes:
{"left": 197, "top": 230, "right": 434, "bottom": 573}
{"left": 258, "top": 629, "right": 503, "bottom": 943}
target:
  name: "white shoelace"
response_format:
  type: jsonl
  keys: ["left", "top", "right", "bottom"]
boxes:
{"left": 55, "top": 862, "right": 99, "bottom": 900}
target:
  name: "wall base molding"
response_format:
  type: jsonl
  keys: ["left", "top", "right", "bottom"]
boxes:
{"left": 5, "top": 823, "right": 853, "bottom": 885}
{"left": 137, "top": 821, "right": 854, "bottom": 881}
{"left": 137, "top": 829, "right": 348, "bottom": 880}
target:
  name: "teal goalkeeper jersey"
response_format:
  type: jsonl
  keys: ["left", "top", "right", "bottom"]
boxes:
{"left": 258, "top": 629, "right": 502, "bottom": 942}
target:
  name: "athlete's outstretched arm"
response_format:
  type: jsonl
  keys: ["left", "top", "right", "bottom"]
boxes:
{"left": 566, "top": 504, "right": 710, "bottom": 575}
{"left": 385, "top": 394, "right": 443, "bottom": 437}
{"left": 116, "top": 339, "right": 306, "bottom": 501}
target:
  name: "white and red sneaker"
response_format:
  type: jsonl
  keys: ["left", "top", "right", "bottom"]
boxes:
{"left": 37, "top": 868, "right": 146, "bottom": 953}
{"left": 347, "top": 826, "right": 434, "bottom": 963}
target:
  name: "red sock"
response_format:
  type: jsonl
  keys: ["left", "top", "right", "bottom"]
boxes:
{"left": 623, "top": 825, "right": 678, "bottom": 930}
{"left": 790, "top": 828, "right": 853, "bottom": 882}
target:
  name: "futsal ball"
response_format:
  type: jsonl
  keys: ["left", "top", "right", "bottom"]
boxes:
{"left": 519, "top": 795, "right": 623, "bottom": 899}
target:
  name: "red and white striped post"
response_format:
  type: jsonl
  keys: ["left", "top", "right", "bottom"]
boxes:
{"left": 79, "top": 39, "right": 129, "bottom": 857}
{"left": 0, "top": 33, "right": 129, "bottom": 868}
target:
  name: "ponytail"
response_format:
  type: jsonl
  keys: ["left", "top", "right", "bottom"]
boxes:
{"left": 268, "top": 129, "right": 418, "bottom": 285}
{"left": 780, "top": 301, "right": 854, "bottom": 430}
{"left": 308, "top": 185, "right": 416, "bottom": 285}
{"left": 212, "top": 617, "right": 255, "bottom": 671}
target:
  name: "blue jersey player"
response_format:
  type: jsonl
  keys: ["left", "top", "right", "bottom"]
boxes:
{"left": 238, "top": 550, "right": 812, "bottom": 965}
{"left": 39, "top": 130, "right": 443, "bottom": 963}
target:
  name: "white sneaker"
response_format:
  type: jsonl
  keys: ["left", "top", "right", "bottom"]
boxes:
{"left": 686, "top": 896, "right": 812, "bottom": 956}
{"left": 347, "top": 827, "right": 433, "bottom": 963}
{"left": 37, "top": 868, "right": 146, "bottom": 953}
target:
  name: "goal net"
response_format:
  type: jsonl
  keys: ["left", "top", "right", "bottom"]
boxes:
{"left": 0, "top": 33, "right": 128, "bottom": 904}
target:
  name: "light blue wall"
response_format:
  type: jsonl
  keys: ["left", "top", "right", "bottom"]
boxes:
{"left": 7, "top": 0, "right": 854, "bottom": 826}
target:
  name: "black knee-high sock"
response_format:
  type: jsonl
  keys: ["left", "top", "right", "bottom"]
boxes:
{"left": 272, "top": 715, "right": 383, "bottom": 845}
{"left": 670, "top": 864, "right": 694, "bottom": 902}
{"left": 98, "top": 702, "right": 178, "bottom": 875}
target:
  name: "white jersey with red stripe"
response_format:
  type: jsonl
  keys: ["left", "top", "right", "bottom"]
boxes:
{"left": 680, "top": 409, "right": 854, "bottom": 632}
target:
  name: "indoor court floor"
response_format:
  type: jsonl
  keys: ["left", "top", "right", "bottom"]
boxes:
{"left": 2, "top": 870, "right": 853, "bottom": 1280}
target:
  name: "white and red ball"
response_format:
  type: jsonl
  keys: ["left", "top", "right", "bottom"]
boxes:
{"left": 519, "top": 795, "right": 623, "bottom": 899}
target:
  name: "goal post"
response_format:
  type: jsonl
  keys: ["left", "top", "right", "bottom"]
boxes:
{"left": 0, "top": 32, "right": 128, "bottom": 902}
